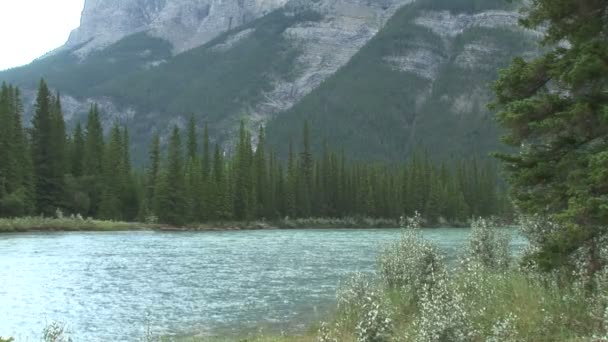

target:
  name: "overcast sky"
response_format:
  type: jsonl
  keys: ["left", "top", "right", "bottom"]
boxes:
{"left": 0, "top": 0, "right": 85, "bottom": 71}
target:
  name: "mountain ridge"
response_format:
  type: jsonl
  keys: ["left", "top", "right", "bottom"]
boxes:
{"left": 0, "top": 0, "right": 533, "bottom": 162}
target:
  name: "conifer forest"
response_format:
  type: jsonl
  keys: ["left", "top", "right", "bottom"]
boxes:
{"left": 0, "top": 80, "right": 510, "bottom": 226}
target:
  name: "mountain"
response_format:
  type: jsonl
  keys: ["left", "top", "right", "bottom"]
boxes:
{"left": 0, "top": 0, "right": 537, "bottom": 162}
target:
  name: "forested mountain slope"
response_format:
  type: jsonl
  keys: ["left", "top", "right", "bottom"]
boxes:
{"left": 267, "top": 0, "right": 538, "bottom": 160}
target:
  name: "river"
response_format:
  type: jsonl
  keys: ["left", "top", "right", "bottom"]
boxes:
{"left": 0, "top": 228, "right": 525, "bottom": 341}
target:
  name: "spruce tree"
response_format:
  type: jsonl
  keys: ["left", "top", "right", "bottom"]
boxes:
{"left": 233, "top": 121, "right": 254, "bottom": 221}
{"left": 298, "top": 121, "right": 313, "bottom": 217}
{"left": 143, "top": 132, "right": 161, "bottom": 220}
{"left": 83, "top": 104, "right": 105, "bottom": 216}
{"left": 211, "top": 144, "right": 232, "bottom": 220}
{"left": 157, "top": 126, "right": 188, "bottom": 226}
{"left": 99, "top": 124, "right": 125, "bottom": 220}
{"left": 31, "top": 79, "right": 64, "bottom": 216}
{"left": 71, "top": 122, "right": 85, "bottom": 177}
{"left": 492, "top": 0, "right": 608, "bottom": 271}
{"left": 254, "top": 126, "right": 268, "bottom": 218}
{"left": 285, "top": 140, "right": 297, "bottom": 218}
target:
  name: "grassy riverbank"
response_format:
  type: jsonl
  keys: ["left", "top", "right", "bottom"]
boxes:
{"left": 0, "top": 216, "right": 405, "bottom": 233}
{"left": 160, "top": 218, "right": 607, "bottom": 342}
{"left": 0, "top": 216, "right": 148, "bottom": 233}
{"left": 0, "top": 215, "right": 478, "bottom": 234}
{"left": 162, "top": 267, "right": 604, "bottom": 342}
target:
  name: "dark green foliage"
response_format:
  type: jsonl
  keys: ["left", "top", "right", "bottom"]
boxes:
{"left": 492, "top": 0, "right": 608, "bottom": 271}
{"left": 70, "top": 122, "right": 85, "bottom": 177}
{"left": 0, "top": 81, "right": 509, "bottom": 226}
{"left": 83, "top": 104, "right": 105, "bottom": 216}
{"left": 156, "top": 126, "right": 188, "bottom": 226}
{"left": 140, "top": 121, "right": 508, "bottom": 225}
{"left": 0, "top": 83, "right": 34, "bottom": 217}
{"left": 31, "top": 80, "right": 65, "bottom": 216}
{"left": 233, "top": 121, "right": 255, "bottom": 221}
{"left": 0, "top": 33, "right": 173, "bottom": 98}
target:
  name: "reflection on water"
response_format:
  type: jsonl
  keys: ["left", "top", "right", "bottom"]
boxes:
{"left": 0, "top": 228, "right": 525, "bottom": 341}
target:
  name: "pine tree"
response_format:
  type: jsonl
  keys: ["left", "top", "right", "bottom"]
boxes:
{"left": 157, "top": 126, "right": 188, "bottom": 226}
{"left": 99, "top": 124, "right": 125, "bottom": 220}
{"left": 83, "top": 104, "right": 105, "bottom": 216}
{"left": 50, "top": 93, "right": 68, "bottom": 179}
{"left": 120, "top": 128, "right": 139, "bottom": 220}
{"left": 143, "top": 132, "right": 161, "bottom": 220}
{"left": 298, "top": 121, "right": 313, "bottom": 217}
{"left": 233, "top": 121, "right": 254, "bottom": 221}
{"left": 285, "top": 140, "right": 297, "bottom": 218}
{"left": 185, "top": 115, "right": 204, "bottom": 221}
{"left": 71, "top": 122, "right": 85, "bottom": 177}
{"left": 0, "top": 84, "right": 34, "bottom": 216}
{"left": 211, "top": 144, "right": 232, "bottom": 220}
{"left": 492, "top": 0, "right": 608, "bottom": 271}
{"left": 31, "top": 79, "right": 65, "bottom": 216}
{"left": 254, "top": 126, "right": 268, "bottom": 218}
{"left": 198, "top": 122, "right": 211, "bottom": 218}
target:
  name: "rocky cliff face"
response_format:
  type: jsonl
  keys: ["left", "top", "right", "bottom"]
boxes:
{"left": 245, "top": 0, "right": 415, "bottom": 127}
{"left": 67, "top": 0, "right": 289, "bottom": 56}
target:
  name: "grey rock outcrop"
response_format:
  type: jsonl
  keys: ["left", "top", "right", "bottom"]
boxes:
{"left": 246, "top": 0, "right": 414, "bottom": 127}
{"left": 66, "top": 0, "right": 288, "bottom": 56}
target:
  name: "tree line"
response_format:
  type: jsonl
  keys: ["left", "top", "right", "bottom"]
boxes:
{"left": 0, "top": 79, "right": 511, "bottom": 226}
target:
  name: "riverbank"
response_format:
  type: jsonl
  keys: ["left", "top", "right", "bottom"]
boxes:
{"left": 161, "top": 220, "right": 606, "bottom": 342}
{"left": 0, "top": 216, "right": 478, "bottom": 234}
{"left": 0, "top": 216, "right": 413, "bottom": 233}
{"left": 164, "top": 269, "right": 604, "bottom": 342}
{"left": 0, "top": 216, "right": 150, "bottom": 233}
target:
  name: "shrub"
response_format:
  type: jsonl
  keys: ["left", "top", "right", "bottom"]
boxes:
{"left": 355, "top": 291, "right": 392, "bottom": 342}
{"left": 487, "top": 313, "right": 519, "bottom": 342}
{"left": 464, "top": 218, "right": 511, "bottom": 270}
{"left": 42, "top": 321, "right": 72, "bottom": 342}
{"left": 0, "top": 338, "right": 15, "bottom": 342}
{"left": 409, "top": 271, "right": 474, "bottom": 342}
{"left": 316, "top": 322, "right": 337, "bottom": 342}
{"left": 336, "top": 272, "right": 376, "bottom": 328}
{"left": 378, "top": 212, "right": 447, "bottom": 299}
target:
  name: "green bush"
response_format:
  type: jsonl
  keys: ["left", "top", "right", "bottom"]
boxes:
{"left": 377, "top": 213, "right": 447, "bottom": 297}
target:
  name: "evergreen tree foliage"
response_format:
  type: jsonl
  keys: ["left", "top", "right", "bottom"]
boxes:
{"left": 71, "top": 122, "right": 85, "bottom": 178}
{"left": 31, "top": 79, "right": 65, "bottom": 216}
{"left": 156, "top": 126, "right": 188, "bottom": 226}
{"left": 99, "top": 124, "right": 126, "bottom": 220}
{"left": 492, "top": 0, "right": 608, "bottom": 271}
{"left": 0, "top": 84, "right": 34, "bottom": 216}
{"left": 0, "top": 80, "right": 510, "bottom": 226}
{"left": 83, "top": 104, "right": 105, "bottom": 216}
{"left": 143, "top": 132, "right": 161, "bottom": 219}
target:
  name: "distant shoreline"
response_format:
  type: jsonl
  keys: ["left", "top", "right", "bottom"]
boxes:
{"left": 0, "top": 217, "right": 474, "bottom": 234}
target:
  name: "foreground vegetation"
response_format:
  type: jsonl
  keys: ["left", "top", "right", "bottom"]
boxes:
{"left": 157, "top": 217, "right": 608, "bottom": 342}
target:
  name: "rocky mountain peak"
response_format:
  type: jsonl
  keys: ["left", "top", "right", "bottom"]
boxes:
{"left": 66, "top": 0, "right": 289, "bottom": 56}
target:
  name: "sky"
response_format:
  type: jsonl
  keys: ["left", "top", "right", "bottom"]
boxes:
{"left": 0, "top": 0, "right": 85, "bottom": 71}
